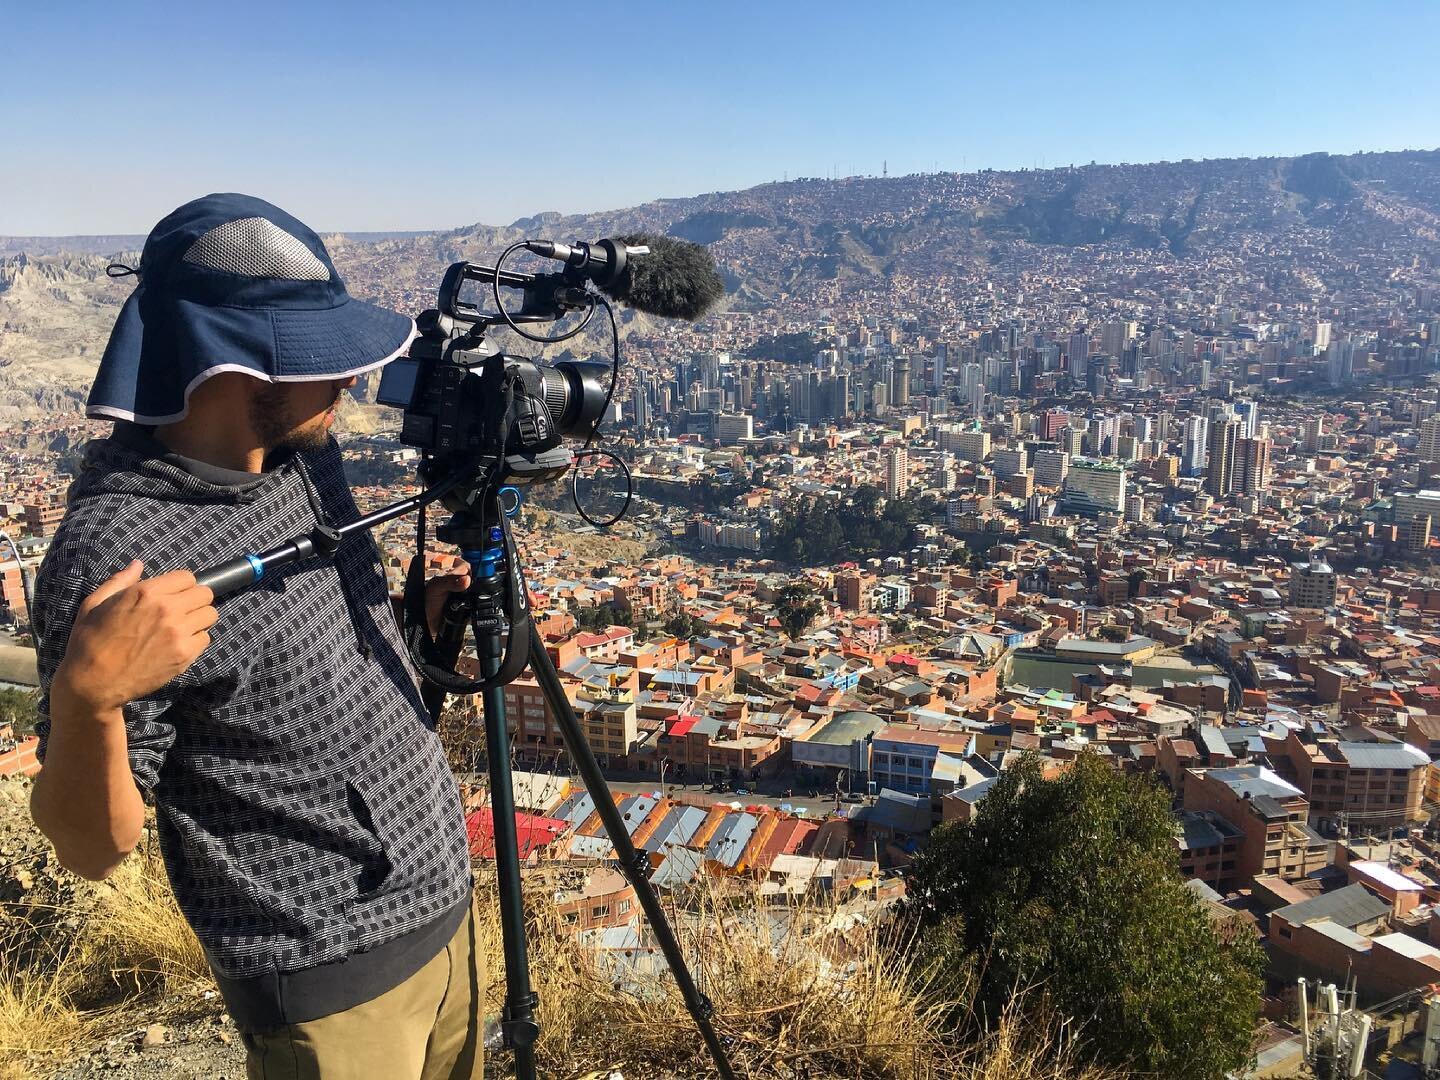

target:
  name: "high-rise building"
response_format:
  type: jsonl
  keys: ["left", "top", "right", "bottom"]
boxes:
{"left": 1420, "top": 415, "right": 1440, "bottom": 462}
{"left": 893, "top": 355, "right": 912, "bottom": 407}
{"left": 1232, "top": 400, "right": 1260, "bottom": 439}
{"left": 1086, "top": 355, "right": 1108, "bottom": 399}
{"left": 631, "top": 386, "right": 650, "bottom": 431}
{"left": 991, "top": 447, "right": 1027, "bottom": 478}
{"left": 832, "top": 372, "right": 853, "bottom": 420}
{"left": 1235, "top": 436, "right": 1272, "bottom": 496}
{"left": 1101, "top": 320, "right": 1133, "bottom": 360}
{"left": 1395, "top": 490, "right": 1440, "bottom": 525}
{"left": 1032, "top": 450, "right": 1070, "bottom": 489}
{"left": 1326, "top": 339, "right": 1355, "bottom": 386}
{"left": 1060, "top": 458, "right": 1126, "bottom": 515}
{"left": 1289, "top": 560, "right": 1337, "bottom": 609}
{"left": 1067, "top": 330, "right": 1089, "bottom": 373}
{"left": 714, "top": 413, "right": 754, "bottom": 445}
{"left": 837, "top": 572, "right": 868, "bottom": 612}
{"left": 1182, "top": 415, "right": 1208, "bottom": 476}
{"left": 1408, "top": 515, "right": 1433, "bottom": 553}
{"left": 1037, "top": 408, "right": 1069, "bottom": 441}
{"left": 955, "top": 429, "right": 990, "bottom": 463}
{"left": 930, "top": 344, "right": 947, "bottom": 393}
{"left": 885, "top": 447, "right": 909, "bottom": 497}
{"left": 1302, "top": 417, "right": 1324, "bottom": 454}
{"left": 1058, "top": 425, "right": 1083, "bottom": 457}
{"left": 1206, "top": 417, "right": 1239, "bottom": 498}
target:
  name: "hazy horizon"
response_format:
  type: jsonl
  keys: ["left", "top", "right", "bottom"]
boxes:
{"left": 4, "top": 142, "right": 1439, "bottom": 241}
{"left": 5, "top": 0, "right": 1440, "bottom": 235}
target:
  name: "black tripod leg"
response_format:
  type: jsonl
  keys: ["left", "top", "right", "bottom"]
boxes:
{"left": 479, "top": 658, "right": 540, "bottom": 1078}
{"left": 528, "top": 625, "right": 736, "bottom": 1080}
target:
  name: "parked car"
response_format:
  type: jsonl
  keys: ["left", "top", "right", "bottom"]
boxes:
{"left": 733, "top": 788, "right": 751, "bottom": 796}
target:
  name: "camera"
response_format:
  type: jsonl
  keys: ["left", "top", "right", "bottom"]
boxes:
{"left": 374, "top": 260, "right": 613, "bottom": 492}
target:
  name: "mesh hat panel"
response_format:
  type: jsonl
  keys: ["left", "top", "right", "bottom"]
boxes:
{"left": 182, "top": 217, "right": 331, "bottom": 281}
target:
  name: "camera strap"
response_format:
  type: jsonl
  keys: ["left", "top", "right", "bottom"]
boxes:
{"left": 401, "top": 495, "right": 533, "bottom": 695}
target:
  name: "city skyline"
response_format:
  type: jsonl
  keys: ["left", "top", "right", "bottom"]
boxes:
{"left": 3, "top": 0, "right": 1440, "bottom": 235}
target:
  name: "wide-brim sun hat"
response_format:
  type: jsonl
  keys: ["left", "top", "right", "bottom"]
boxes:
{"left": 88, "top": 192, "right": 416, "bottom": 424}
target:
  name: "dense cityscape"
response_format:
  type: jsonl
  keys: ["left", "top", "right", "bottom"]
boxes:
{"left": 7, "top": 149, "right": 1440, "bottom": 1075}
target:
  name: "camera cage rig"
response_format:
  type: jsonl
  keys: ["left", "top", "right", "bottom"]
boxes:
{"left": 194, "top": 248, "right": 735, "bottom": 1080}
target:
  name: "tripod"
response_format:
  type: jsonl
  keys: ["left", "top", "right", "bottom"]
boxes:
{"left": 198, "top": 480, "right": 735, "bottom": 1080}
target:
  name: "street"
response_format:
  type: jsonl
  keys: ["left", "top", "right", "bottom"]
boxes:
{"left": 600, "top": 779, "right": 853, "bottom": 819}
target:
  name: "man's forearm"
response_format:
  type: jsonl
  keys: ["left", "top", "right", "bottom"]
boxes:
{"left": 30, "top": 685, "right": 146, "bottom": 881}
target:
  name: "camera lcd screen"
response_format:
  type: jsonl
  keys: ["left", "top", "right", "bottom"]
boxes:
{"left": 376, "top": 358, "right": 420, "bottom": 408}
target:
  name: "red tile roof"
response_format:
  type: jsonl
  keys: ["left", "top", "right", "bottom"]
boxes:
{"left": 466, "top": 809, "right": 568, "bottom": 860}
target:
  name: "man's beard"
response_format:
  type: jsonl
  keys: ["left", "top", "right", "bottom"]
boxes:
{"left": 250, "top": 383, "right": 334, "bottom": 454}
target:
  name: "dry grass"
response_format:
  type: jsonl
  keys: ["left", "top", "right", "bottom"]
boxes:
{"left": 473, "top": 866, "right": 1120, "bottom": 1080}
{"left": 0, "top": 941, "right": 90, "bottom": 1073}
{"left": 70, "top": 843, "right": 211, "bottom": 1002}
{"left": 0, "top": 842, "right": 210, "bottom": 1078}
{"left": 3, "top": 826, "right": 1117, "bottom": 1080}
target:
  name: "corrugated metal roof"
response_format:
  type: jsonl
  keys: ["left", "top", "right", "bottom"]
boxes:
{"left": 1374, "top": 933, "right": 1440, "bottom": 961}
{"left": 642, "top": 805, "right": 707, "bottom": 856}
{"left": 569, "top": 833, "right": 614, "bottom": 859}
{"left": 1307, "top": 920, "right": 1372, "bottom": 950}
{"left": 1207, "top": 765, "right": 1303, "bottom": 800}
{"left": 1272, "top": 883, "right": 1391, "bottom": 929}
{"left": 606, "top": 795, "right": 658, "bottom": 839}
{"left": 1350, "top": 861, "right": 1423, "bottom": 892}
{"left": 1337, "top": 742, "right": 1430, "bottom": 769}
{"left": 651, "top": 847, "right": 704, "bottom": 889}
{"left": 1196, "top": 727, "right": 1231, "bottom": 759}
{"left": 555, "top": 792, "right": 596, "bottom": 828}
{"left": 704, "top": 813, "right": 759, "bottom": 868}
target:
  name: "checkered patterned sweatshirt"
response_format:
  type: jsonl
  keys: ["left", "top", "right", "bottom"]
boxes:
{"left": 32, "top": 428, "right": 472, "bottom": 994}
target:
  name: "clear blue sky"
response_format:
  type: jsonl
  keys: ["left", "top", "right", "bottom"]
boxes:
{"left": 4, "top": 0, "right": 1439, "bottom": 235}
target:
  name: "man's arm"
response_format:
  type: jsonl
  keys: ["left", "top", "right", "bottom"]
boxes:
{"left": 30, "top": 560, "right": 216, "bottom": 880}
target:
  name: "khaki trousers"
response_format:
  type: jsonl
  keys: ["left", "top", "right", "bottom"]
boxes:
{"left": 240, "top": 902, "right": 485, "bottom": 1080}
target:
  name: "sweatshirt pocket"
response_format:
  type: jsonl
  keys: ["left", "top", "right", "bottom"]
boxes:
{"left": 345, "top": 780, "right": 395, "bottom": 896}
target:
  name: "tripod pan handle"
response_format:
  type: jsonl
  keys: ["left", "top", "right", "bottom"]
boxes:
{"left": 195, "top": 554, "right": 265, "bottom": 600}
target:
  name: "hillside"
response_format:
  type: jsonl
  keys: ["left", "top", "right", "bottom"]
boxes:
{"left": 3, "top": 148, "right": 1440, "bottom": 415}
{"left": 0, "top": 776, "right": 1116, "bottom": 1080}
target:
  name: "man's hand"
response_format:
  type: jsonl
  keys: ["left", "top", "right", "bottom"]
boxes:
{"left": 424, "top": 562, "right": 471, "bottom": 637}
{"left": 52, "top": 560, "right": 217, "bottom": 714}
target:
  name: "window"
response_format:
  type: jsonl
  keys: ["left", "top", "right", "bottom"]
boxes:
{"left": 1278, "top": 925, "right": 1292, "bottom": 939}
{"left": 618, "top": 900, "right": 631, "bottom": 914}
{"left": 591, "top": 905, "right": 609, "bottom": 919}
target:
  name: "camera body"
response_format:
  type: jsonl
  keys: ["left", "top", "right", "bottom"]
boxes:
{"left": 375, "top": 265, "right": 611, "bottom": 492}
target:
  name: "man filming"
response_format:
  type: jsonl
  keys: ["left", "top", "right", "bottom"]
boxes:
{"left": 29, "top": 193, "right": 484, "bottom": 1080}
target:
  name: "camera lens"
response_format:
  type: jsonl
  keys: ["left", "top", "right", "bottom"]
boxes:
{"left": 542, "top": 360, "right": 610, "bottom": 436}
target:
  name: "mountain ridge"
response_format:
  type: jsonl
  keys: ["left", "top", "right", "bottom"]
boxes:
{"left": 3, "top": 148, "right": 1440, "bottom": 414}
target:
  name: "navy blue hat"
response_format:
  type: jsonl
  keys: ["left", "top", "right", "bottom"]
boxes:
{"left": 88, "top": 192, "right": 416, "bottom": 424}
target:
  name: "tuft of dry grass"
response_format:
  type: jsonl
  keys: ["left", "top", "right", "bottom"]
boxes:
{"left": 69, "top": 842, "right": 211, "bottom": 1003}
{"left": 0, "top": 840, "right": 210, "bottom": 1078}
{"left": 471, "top": 866, "right": 1120, "bottom": 1080}
{"left": 3, "top": 805, "right": 1117, "bottom": 1080}
{"left": 0, "top": 942, "right": 90, "bottom": 1075}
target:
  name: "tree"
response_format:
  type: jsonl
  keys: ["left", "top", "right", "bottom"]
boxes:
{"left": 662, "top": 611, "right": 703, "bottom": 640}
{"left": 775, "top": 583, "right": 823, "bottom": 639}
{"left": 575, "top": 604, "right": 623, "bottom": 632}
{"left": 0, "top": 687, "right": 39, "bottom": 735}
{"left": 903, "top": 753, "right": 1262, "bottom": 1080}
